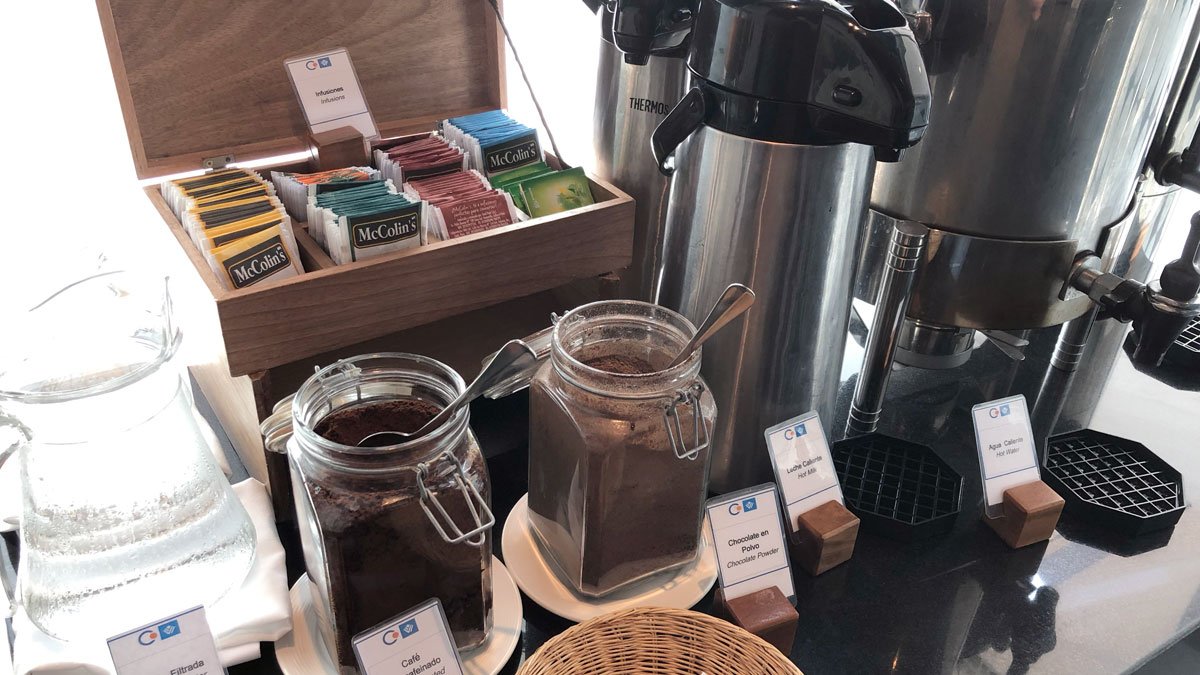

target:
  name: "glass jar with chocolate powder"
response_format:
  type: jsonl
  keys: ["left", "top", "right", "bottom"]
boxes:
{"left": 288, "top": 353, "right": 494, "bottom": 675}
{"left": 528, "top": 300, "right": 715, "bottom": 597}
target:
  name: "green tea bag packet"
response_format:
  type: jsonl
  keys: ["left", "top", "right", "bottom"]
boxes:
{"left": 519, "top": 167, "right": 595, "bottom": 218}
{"left": 491, "top": 162, "right": 554, "bottom": 215}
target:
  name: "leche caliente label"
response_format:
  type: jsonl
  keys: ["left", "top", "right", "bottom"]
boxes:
{"left": 348, "top": 204, "right": 422, "bottom": 261}
{"left": 483, "top": 132, "right": 540, "bottom": 176}
{"left": 223, "top": 235, "right": 293, "bottom": 289}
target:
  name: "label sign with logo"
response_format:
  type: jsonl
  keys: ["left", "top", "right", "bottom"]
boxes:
{"left": 284, "top": 48, "right": 378, "bottom": 138}
{"left": 972, "top": 395, "right": 1040, "bottom": 518}
{"left": 482, "top": 131, "right": 541, "bottom": 176}
{"left": 765, "top": 412, "right": 844, "bottom": 532}
{"left": 347, "top": 204, "right": 422, "bottom": 261}
{"left": 352, "top": 598, "right": 465, "bottom": 675}
{"left": 705, "top": 483, "right": 795, "bottom": 603}
{"left": 107, "top": 606, "right": 221, "bottom": 675}
{"left": 223, "top": 235, "right": 293, "bottom": 288}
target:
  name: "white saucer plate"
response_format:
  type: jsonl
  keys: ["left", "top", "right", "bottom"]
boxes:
{"left": 501, "top": 493, "right": 718, "bottom": 623}
{"left": 275, "top": 556, "right": 522, "bottom": 675}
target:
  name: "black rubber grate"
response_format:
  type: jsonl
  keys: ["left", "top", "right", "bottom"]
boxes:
{"left": 833, "top": 434, "right": 962, "bottom": 541}
{"left": 1044, "top": 429, "right": 1186, "bottom": 535}
{"left": 1178, "top": 316, "right": 1200, "bottom": 354}
{"left": 1166, "top": 316, "right": 1200, "bottom": 371}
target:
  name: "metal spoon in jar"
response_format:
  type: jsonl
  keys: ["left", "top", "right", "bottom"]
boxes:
{"left": 358, "top": 340, "right": 539, "bottom": 447}
{"left": 665, "top": 283, "right": 756, "bottom": 369}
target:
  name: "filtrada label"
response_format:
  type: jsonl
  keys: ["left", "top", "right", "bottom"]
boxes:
{"left": 224, "top": 237, "right": 292, "bottom": 288}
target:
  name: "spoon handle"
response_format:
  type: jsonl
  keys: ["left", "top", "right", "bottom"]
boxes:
{"left": 668, "top": 283, "right": 756, "bottom": 369}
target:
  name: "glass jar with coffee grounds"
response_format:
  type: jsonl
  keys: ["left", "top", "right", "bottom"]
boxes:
{"left": 288, "top": 354, "right": 494, "bottom": 675}
{"left": 528, "top": 300, "right": 715, "bottom": 597}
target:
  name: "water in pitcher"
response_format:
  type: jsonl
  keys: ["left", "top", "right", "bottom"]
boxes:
{"left": 0, "top": 272, "right": 256, "bottom": 640}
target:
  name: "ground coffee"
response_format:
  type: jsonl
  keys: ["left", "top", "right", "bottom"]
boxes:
{"left": 306, "top": 399, "right": 492, "bottom": 673}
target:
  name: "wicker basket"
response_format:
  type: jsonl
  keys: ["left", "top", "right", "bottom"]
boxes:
{"left": 516, "top": 607, "right": 803, "bottom": 675}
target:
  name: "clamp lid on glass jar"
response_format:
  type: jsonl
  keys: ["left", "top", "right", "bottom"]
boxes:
{"left": 287, "top": 354, "right": 494, "bottom": 675}
{"left": 528, "top": 300, "right": 716, "bottom": 598}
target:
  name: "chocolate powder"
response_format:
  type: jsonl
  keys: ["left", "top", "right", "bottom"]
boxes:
{"left": 529, "top": 344, "right": 708, "bottom": 596}
{"left": 306, "top": 399, "right": 492, "bottom": 672}
{"left": 583, "top": 354, "right": 657, "bottom": 374}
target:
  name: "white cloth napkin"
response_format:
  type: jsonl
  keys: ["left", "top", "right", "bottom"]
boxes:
{"left": 11, "top": 479, "right": 291, "bottom": 674}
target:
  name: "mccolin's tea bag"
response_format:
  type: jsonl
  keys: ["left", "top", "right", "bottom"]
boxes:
{"left": 162, "top": 169, "right": 305, "bottom": 290}
{"left": 270, "top": 167, "right": 379, "bottom": 222}
{"left": 518, "top": 167, "right": 595, "bottom": 218}
{"left": 404, "top": 169, "right": 523, "bottom": 240}
{"left": 442, "top": 110, "right": 543, "bottom": 178}
{"left": 204, "top": 223, "right": 303, "bottom": 290}
{"left": 374, "top": 133, "right": 467, "bottom": 184}
{"left": 308, "top": 180, "right": 427, "bottom": 264}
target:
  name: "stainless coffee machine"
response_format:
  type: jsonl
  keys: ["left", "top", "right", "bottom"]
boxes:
{"left": 586, "top": 0, "right": 695, "bottom": 300}
{"left": 849, "top": 0, "right": 1200, "bottom": 435}
{"left": 651, "top": 0, "right": 930, "bottom": 492}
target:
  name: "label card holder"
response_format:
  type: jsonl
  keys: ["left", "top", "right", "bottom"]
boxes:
{"left": 705, "top": 483, "right": 796, "bottom": 603}
{"left": 284, "top": 48, "right": 378, "bottom": 140}
{"left": 352, "top": 598, "right": 465, "bottom": 675}
{"left": 972, "top": 394, "right": 1041, "bottom": 519}
{"left": 107, "top": 606, "right": 221, "bottom": 675}
{"left": 764, "top": 411, "right": 844, "bottom": 532}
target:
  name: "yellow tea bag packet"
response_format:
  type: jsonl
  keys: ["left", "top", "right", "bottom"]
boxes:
{"left": 205, "top": 222, "right": 302, "bottom": 290}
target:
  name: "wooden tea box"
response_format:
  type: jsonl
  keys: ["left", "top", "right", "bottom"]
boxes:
{"left": 96, "top": 0, "right": 634, "bottom": 488}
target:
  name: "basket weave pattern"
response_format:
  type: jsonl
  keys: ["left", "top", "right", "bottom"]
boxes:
{"left": 516, "top": 607, "right": 803, "bottom": 675}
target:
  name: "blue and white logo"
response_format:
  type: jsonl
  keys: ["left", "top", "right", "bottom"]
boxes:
{"left": 727, "top": 497, "right": 759, "bottom": 515}
{"left": 317, "top": 56, "right": 333, "bottom": 68}
{"left": 784, "top": 423, "right": 807, "bottom": 440}
{"left": 157, "top": 620, "right": 180, "bottom": 641}
{"left": 382, "top": 619, "right": 419, "bottom": 645}
{"left": 137, "top": 619, "right": 181, "bottom": 646}
{"left": 999, "top": 404, "right": 1011, "bottom": 417}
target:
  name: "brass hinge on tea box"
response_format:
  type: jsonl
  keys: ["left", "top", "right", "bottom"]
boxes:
{"left": 202, "top": 154, "right": 235, "bottom": 170}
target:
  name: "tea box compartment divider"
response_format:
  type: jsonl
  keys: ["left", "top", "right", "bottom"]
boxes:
{"left": 97, "top": 0, "right": 635, "bottom": 491}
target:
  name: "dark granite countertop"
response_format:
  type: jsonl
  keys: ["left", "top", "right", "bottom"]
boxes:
{"left": 5, "top": 315, "right": 1197, "bottom": 675}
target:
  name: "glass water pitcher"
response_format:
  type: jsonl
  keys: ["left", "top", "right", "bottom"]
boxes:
{"left": 0, "top": 271, "right": 256, "bottom": 641}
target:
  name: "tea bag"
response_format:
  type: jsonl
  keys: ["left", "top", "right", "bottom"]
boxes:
{"left": 405, "top": 169, "right": 524, "bottom": 241}
{"left": 442, "top": 110, "right": 543, "bottom": 178}
{"left": 270, "top": 167, "right": 379, "bottom": 222}
{"left": 162, "top": 169, "right": 305, "bottom": 290}
{"left": 204, "top": 222, "right": 302, "bottom": 290}
{"left": 309, "top": 180, "right": 427, "bottom": 263}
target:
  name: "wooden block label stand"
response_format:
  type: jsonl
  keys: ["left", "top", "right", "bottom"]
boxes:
{"left": 791, "top": 500, "right": 860, "bottom": 576}
{"left": 984, "top": 480, "right": 1065, "bottom": 549}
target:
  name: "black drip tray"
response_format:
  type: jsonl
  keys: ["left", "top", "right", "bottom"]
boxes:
{"left": 1165, "top": 316, "right": 1200, "bottom": 372}
{"left": 832, "top": 433, "right": 963, "bottom": 541}
{"left": 1043, "top": 429, "right": 1186, "bottom": 536}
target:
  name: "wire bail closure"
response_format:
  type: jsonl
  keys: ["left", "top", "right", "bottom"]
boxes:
{"left": 663, "top": 382, "right": 709, "bottom": 461}
{"left": 416, "top": 449, "right": 495, "bottom": 546}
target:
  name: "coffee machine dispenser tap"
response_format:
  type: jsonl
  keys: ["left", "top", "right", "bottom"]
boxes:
{"left": 1067, "top": 213, "right": 1200, "bottom": 367}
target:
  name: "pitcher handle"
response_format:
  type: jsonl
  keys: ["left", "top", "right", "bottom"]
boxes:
{"left": 0, "top": 411, "right": 30, "bottom": 471}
